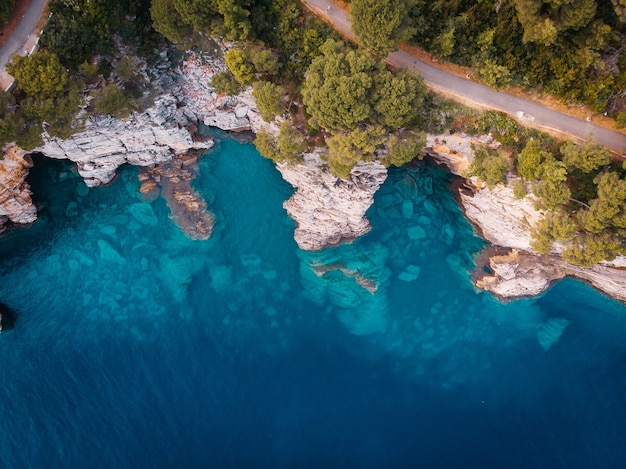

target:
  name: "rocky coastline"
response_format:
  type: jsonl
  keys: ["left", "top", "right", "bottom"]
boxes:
{"left": 0, "top": 144, "right": 37, "bottom": 235}
{"left": 0, "top": 48, "right": 624, "bottom": 305}
{"left": 426, "top": 132, "right": 626, "bottom": 303}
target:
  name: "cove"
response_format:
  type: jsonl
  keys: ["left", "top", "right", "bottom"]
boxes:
{"left": 0, "top": 135, "right": 625, "bottom": 468}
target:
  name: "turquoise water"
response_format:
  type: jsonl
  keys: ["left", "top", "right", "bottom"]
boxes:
{"left": 1, "top": 135, "right": 626, "bottom": 467}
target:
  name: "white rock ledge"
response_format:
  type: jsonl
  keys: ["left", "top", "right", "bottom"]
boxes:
{"left": 278, "top": 153, "right": 388, "bottom": 251}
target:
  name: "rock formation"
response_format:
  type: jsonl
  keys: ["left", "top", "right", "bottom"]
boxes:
{"left": 277, "top": 152, "right": 388, "bottom": 251}
{"left": 36, "top": 95, "right": 213, "bottom": 187}
{"left": 426, "top": 132, "right": 626, "bottom": 303}
{"left": 0, "top": 144, "right": 37, "bottom": 233}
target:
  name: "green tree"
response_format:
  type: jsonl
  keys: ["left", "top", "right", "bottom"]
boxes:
{"left": 94, "top": 84, "right": 134, "bottom": 117}
{"left": 373, "top": 69, "right": 425, "bottom": 128}
{"left": 326, "top": 125, "right": 386, "bottom": 178}
{"left": 254, "top": 128, "right": 280, "bottom": 161}
{"left": 173, "top": 0, "right": 221, "bottom": 33}
{"left": 252, "top": 81, "right": 286, "bottom": 122}
{"left": 40, "top": 0, "right": 119, "bottom": 67}
{"left": 254, "top": 122, "right": 306, "bottom": 164}
{"left": 474, "top": 58, "right": 511, "bottom": 90}
{"left": 0, "top": 0, "right": 15, "bottom": 23}
{"left": 513, "top": 179, "right": 528, "bottom": 199}
{"left": 216, "top": 0, "right": 252, "bottom": 41}
{"left": 562, "top": 231, "right": 623, "bottom": 266}
{"left": 248, "top": 47, "right": 279, "bottom": 76}
{"left": 382, "top": 130, "right": 425, "bottom": 167}
{"left": 350, "top": 0, "right": 414, "bottom": 56}
{"left": 532, "top": 156, "right": 571, "bottom": 209}
{"left": 302, "top": 39, "right": 378, "bottom": 130}
{"left": 560, "top": 140, "right": 610, "bottom": 173}
{"left": 517, "top": 139, "right": 550, "bottom": 180}
{"left": 116, "top": 56, "right": 140, "bottom": 83}
{"left": 530, "top": 209, "right": 577, "bottom": 253}
{"left": 150, "top": 0, "right": 193, "bottom": 44}
{"left": 431, "top": 26, "right": 455, "bottom": 58}
{"left": 277, "top": 121, "right": 307, "bottom": 162}
{"left": 224, "top": 49, "right": 255, "bottom": 85}
{"left": 515, "top": 0, "right": 597, "bottom": 46}
{"left": 7, "top": 51, "right": 69, "bottom": 99}
{"left": 466, "top": 146, "right": 511, "bottom": 188}
{"left": 577, "top": 171, "right": 626, "bottom": 232}
{"left": 210, "top": 71, "right": 241, "bottom": 96}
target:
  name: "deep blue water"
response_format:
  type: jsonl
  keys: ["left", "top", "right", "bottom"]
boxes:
{"left": 1, "top": 135, "right": 626, "bottom": 468}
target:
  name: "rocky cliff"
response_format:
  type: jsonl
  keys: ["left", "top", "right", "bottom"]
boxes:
{"left": 0, "top": 144, "right": 37, "bottom": 233}
{"left": 426, "top": 131, "right": 626, "bottom": 303}
{"left": 2, "top": 49, "right": 386, "bottom": 250}
{"left": 277, "top": 153, "right": 388, "bottom": 251}
{"left": 36, "top": 95, "right": 213, "bottom": 188}
{"left": 174, "top": 53, "right": 388, "bottom": 251}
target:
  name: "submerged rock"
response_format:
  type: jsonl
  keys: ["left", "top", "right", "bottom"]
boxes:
{"left": 98, "top": 240, "right": 126, "bottom": 265}
{"left": 129, "top": 203, "right": 158, "bottom": 226}
{"left": 536, "top": 318, "right": 570, "bottom": 351}
{"left": 139, "top": 154, "right": 215, "bottom": 240}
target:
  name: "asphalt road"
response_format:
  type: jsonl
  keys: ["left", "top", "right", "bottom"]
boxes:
{"left": 304, "top": 0, "right": 626, "bottom": 154}
{"left": 0, "top": 0, "right": 48, "bottom": 90}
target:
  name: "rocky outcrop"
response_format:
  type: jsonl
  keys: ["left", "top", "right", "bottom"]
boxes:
{"left": 175, "top": 53, "right": 390, "bottom": 251}
{"left": 474, "top": 249, "right": 626, "bottom": 303}
{"left": 0, "top": 144, "right": 38, "bottom": 233}
{"left": 427, "top": 133, "right": 626, "bottom": 303}
{"left": 277, "top": 152, "right": 388, "bottom": 251}
{"left": 460, "top": 185, "right": 542, "bottom": 251}
{"left": 0, "top": 301, "right": 17, "bottom": 331}
{"left": 425, "top": 132, "right": 500, "bottom": 176}
{"left": 36, "top": 96, "right": 213, "bottom": 187}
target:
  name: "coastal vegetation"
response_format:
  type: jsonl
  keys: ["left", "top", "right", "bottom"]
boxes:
{"left": 522, "top": 140, "right": 626, "bottom": 265}
{"left": 346, "top": 0, "right": 626, "bottom": 122}
{"left": 0, "top": 0, "right": 15, "bottom": 24}
{"left": 0, "top": 0, "right": 159, "bottom": 150}
{"left": 0, "top": 0, "right": 623, "bottom": 267}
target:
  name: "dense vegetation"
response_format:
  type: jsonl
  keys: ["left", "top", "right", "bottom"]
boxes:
{"left": 520, "top": 140, "right": 626, "bottom": 265}
{"left": 0, "top": 0, "right": 159, "bottom": 150}
{"left": 347, "top": 0, "right": 626, "bottom": 120}
{"left": 0, "top": 0, "right": 15, "bottom": 24}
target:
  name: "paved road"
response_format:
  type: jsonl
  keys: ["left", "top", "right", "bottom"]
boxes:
{"left": 304, "top": 0, "right": 626, "bottom": 154}
{"left": 0, "top": 0, "right": 48, "bottom": 90}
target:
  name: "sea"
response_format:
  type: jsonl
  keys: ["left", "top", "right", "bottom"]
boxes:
{"left": 0, "top": 132, "right": 625, "bottom": 468}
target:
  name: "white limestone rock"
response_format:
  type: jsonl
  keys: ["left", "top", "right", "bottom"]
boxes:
{"left": 426, "top": 132, "right": 500, "bottom": 175}
{"left": 460, "top": 184, "right": 543, "bottom": 251}
{"left": 36, "top": 96, "right": 213, "bottom": 187}
{"left": 277, "top": 152, "right": 388, "bottom": 251}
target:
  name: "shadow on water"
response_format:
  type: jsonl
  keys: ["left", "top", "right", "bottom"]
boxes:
{"left": 0, "top": 301, "right": 16, "bottom": 330}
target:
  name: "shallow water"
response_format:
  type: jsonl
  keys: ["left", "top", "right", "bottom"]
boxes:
{"left": 0, "top": 136, "right": 625, "bottom": 468}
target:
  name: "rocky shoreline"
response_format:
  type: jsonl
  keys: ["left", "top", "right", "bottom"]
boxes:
{"left": 427, "top": 133, "right": 626, "bottom": 303}
{"left": 0, "top": 48, "right": 624, "bottom": 305}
